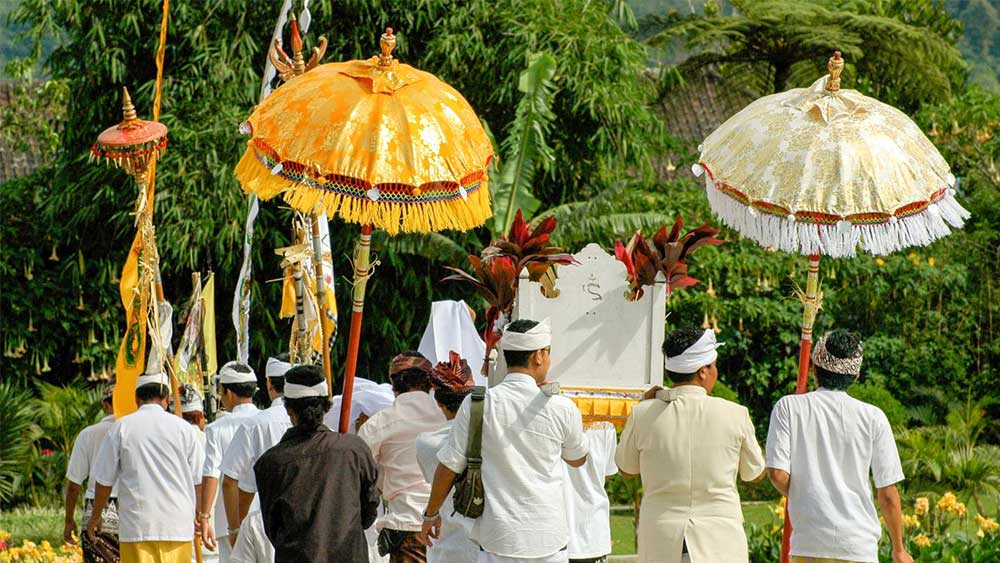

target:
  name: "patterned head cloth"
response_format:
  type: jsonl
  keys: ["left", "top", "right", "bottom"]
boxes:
{"left": 811, "top": 333, "right": 863, "bottom": 376}
{"left": 172, "top": 383, "right": 204, "bottom": 414}
{"left": 430, "top": 351, "right": 474, "bottom": 394}
{"left": 389, "top": 353, "right": 433, "bottom": 380}
{"left": 100, "top": 379, "right": 116, "bottom": 400}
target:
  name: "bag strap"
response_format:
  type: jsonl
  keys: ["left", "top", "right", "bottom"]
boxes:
{"left": 465, "top": 386, "right": 486, "bottom": 466}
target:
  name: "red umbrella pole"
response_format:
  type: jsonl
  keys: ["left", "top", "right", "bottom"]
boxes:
{"left": 781, "top": 253, "right": 822, "bottom": 562}
{"left": 339, "top": 224, "right": 373, "bottom": 432}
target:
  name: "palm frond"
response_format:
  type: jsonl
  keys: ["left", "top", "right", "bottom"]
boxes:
{"left": 492, "top": 52, "right": 557, "bottom": 236}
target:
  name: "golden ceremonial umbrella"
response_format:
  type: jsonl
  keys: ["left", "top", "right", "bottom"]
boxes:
{"left": 694, "top": 52, "right": 970, "bottom": 562}
{"left": 234, "top": 25, "right": 493, "bottom": 431}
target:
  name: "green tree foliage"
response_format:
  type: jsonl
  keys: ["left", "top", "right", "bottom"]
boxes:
{"left": 0, "top": 0, "right": 663, "bottom": 385}
{"left": 642, "top": 0, "right": 967, "bottom": 112}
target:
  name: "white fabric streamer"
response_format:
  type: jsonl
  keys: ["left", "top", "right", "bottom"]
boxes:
{"left": 418, "top": 300, "right": 486, "bottom": 386}
{"left": 285, "top": 381, "right": 328, "bottom": 398}
{"left": 664, "top": 329, "right": 723, "bottom": 373}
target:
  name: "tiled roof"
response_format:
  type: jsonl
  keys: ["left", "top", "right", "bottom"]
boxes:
{"left": 0, "top": 80, "right": 58, "bottom": 184}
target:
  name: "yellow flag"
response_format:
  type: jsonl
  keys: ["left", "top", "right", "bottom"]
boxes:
{"left": 113, "top": 232, "right": 148, "bottom": 418}
{"left": 202, "top": 273, "right": 218, "bottom": 377}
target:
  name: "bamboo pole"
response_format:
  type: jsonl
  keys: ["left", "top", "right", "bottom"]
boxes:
{"left": 339, "top": 224, "right": 373, "bottom": 433}
{"left": 781, "top": 253, "right": 822, "bottom": 563}
{"left": 310, "top": 215, "right": 334, "bottom": 396}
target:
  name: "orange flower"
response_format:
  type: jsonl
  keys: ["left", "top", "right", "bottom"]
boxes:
{"left": 914, "top": 533, "right": 931, "bottom": 548}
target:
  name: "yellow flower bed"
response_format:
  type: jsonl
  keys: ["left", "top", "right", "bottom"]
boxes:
{"left": 0, "top": 531, "right": 81, "bottom": 563}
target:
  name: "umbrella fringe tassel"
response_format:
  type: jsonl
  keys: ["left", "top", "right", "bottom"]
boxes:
{"left": 235, "top": 151, "right": 492, "bottom": 235}
{"left": 704, "top": 175, "right": 970, "bottom": 258}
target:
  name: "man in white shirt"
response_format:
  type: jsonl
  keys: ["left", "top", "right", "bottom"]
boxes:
{"left": 220, "top": 357, "right": 291, "bottom": 547}
{"left": 359, "top": 352, "right": 447, "bottom": 563}
{"left": 87, "top": 371, "right": 206, "bottom": 563}
{"left": 228, "top": 511, "right": 273, "bottom": 563}
{"left": 65, "top": 381, "right": 120, "bottom": 560}
{"left": 415, "top": 352, "right": 479, "bottom": 563}
{"left": 766, "top": 330, "right": 911, "bottom": 563}
{"left": 563, "top": 421, "right": 617, "bottom": 563}
{"left": 616, "top": 327, "right": 765, "bottom": 563}
{"left": 423, "top": 318, "right": 589, "bottom": 563}
{"left": 198, "top": 362, "right": 260, "bottom": 561}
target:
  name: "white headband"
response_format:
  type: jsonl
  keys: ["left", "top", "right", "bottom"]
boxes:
{"left": 500, "top": 318, "right": 552, "bottom": 351}
{"left": 664, "top": 329, "right": 723, "bottom": 373}
{"left": 266, "top": 357, "right": 292, "bottom": 379}
{"left": 219, "top": 361, "right": 257, "bottom": 384}
{"left": 284, "top": 381, "right": 328, "bottom": 399}
{"left": 181, "top": 393, "right": 203, "bottom": 413}
{"left": 136, "top": 372, "right": 169, "bottom": 389}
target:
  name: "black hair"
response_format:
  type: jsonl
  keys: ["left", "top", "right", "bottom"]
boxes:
{"left": 662, "top": 327, "right": 710, "bottom": 383}
{"left": 502, "top": 319, "right": 541, "bottom": 368}
{"left": 135, "top": 383, "right": 169, "bottom": 402}
{"left": 284, "top": 365, "right": 331, "bottom": 432}
{"left": 390, "top": 351, "right": 432, "bottom": 394}
{"left": 435, "top": 389, "right": 471, "bottom": 415}
{"left": 222, "top": 382, "right": 258, "bottom": 399}
{"left": 815, "top": 330, "right": 862, "bottom": 390}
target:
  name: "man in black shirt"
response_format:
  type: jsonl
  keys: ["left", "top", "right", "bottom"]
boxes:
{"left": 254, "top": 365, "right": 380, "bottom": 562}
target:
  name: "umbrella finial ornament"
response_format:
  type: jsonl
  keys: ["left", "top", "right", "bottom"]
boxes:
{"left": 826, "top": 51, "right": 844, "bottom": 93}
{"left": 121, "top": 87, "right": 138, "bottom": 123}
{"left": 378, "top": 27, "right": 396, "bottom": 67}
{"left": 270, "top": 13, "right": 327, "bottom": 82}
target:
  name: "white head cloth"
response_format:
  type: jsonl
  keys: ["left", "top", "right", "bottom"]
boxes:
{"left": 266, "top": 357, "right": 292, "bottom": 379}
{"left": 418, "top": 300, "right": 486, "bottom": 386}
{"left": 135, "top": 372, "right": 169, "bottom": 389}
{"left": 219, "top": 361, "right": 257, "bottom": 384}
{"left": 285, "top": 380, "right": 328, "bottom": 398}
{"left": 500, "top": 318, "right": 552, "bottom": 351}
{"left": 664, "top": 329, "right": 723, "bottom": 373}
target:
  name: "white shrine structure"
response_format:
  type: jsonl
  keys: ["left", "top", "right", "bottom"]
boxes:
{"left": 512, "top": 243, "right": 666, "bottom": 427}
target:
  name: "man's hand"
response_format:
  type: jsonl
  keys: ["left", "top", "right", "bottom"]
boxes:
{"left": 891, "top": 548, "right": 914, "bottom": 563}
{"left": 642, "top": 385, "right": 663, "bottom": 401}
{"left": 201, "top": 521, "right": 217, "bottom": 551}
{"left": 86, "top": 513, "right": 103, "bottom": 542}
{"left": 417, "top": 514, "right": 442, "bottom": 546}
{"left": 63, "top": 518, "right": 78, "bottom": 545}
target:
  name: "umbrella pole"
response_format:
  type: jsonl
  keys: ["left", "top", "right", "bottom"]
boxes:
{"left": 781, "top": 253, "right": 822, "bottom": 563}
{"left": 310, "top": 214, "right": 334, "bottom": 396}
{"left": 338, "top": 224, "right": 373, "bottom": 432}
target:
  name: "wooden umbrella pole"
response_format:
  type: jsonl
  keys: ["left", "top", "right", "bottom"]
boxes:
{"left": 781, "top": 253, "right": 822, "bottom": 563}
{"left": 339, "top": 224, "right": 373, "bottom": 433}
{"left": 310, "top": 214, "right": 333, "bottom": 396}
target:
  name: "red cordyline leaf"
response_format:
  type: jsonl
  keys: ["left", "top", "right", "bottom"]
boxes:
{"left": 614, "top": 217, "right": 725, "bottom": 300}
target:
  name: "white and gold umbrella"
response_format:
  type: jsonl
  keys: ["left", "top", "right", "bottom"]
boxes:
{"left": 693, "top": 52, "right": 970, "bottom": 563}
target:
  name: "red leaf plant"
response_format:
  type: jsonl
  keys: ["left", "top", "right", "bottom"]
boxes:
{"left": 615, "top": 217, "right": 725, "bottom": 301}
{"left": 443, "top": 209, "right": 576, "bottom": 358}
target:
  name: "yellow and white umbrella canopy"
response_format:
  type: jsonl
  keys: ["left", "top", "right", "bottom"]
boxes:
{"left": 695, "top": 53, "right": 969, "bottom": 258}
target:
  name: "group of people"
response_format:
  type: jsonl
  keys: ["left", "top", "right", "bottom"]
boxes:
{"left": 64, "top": 312, "right": 912, "bottom": 563}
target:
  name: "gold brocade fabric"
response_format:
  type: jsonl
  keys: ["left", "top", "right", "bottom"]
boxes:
{"left": 699, "top": 75, "right": 952, "bottom": 217}
{"left": 235, "top": 57, "right": 494, "bottom": 234}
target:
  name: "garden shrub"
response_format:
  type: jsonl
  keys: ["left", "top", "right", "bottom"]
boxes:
{"left": 848, "top": 383, "right": 910, "bottom": 429}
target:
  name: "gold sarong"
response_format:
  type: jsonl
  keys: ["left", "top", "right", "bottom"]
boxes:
{"left": 119, "top": 541, "right": 192, "bottom": 563}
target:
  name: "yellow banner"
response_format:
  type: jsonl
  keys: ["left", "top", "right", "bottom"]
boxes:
{"left": 202, "top": 273, "right": 217, "bottom": 376}
{"left": 113, "top": 232, "right": 148, "bottom": 418}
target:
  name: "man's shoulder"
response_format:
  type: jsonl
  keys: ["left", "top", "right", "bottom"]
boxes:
{"left": 704, "top": 395, "right": 750, "bottom": 415}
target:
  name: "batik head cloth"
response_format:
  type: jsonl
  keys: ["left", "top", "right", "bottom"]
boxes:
{"left": 811, "top": 333, "right": 863, "bottom": 376}
{"left": 500, "top": 318, "right": 552, "bottom": 351}
{"left": 101, "top": 379, "right": 116, "bottom": 400}
{"left": 430, "top": 351, "right": 475, "bottom": 393}
{"left": 389, "top": 354, "right": 432, "bottom": 379}
{"left": 664, "top": 329, "right": 723, "bottom": 373}
{"left": 178, "top": 383, "right": 204, "bottom": 414}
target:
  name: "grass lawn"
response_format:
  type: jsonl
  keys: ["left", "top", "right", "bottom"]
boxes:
{"left": 611, "top": 502, "right": 779, "bottom": 554}
{"left": 0, "top": 505, "right": 77, "bottom": 547}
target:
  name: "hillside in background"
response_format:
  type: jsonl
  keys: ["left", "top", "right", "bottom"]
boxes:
{"left": 629, "top": 0, "right": 1000, "bottom": 91}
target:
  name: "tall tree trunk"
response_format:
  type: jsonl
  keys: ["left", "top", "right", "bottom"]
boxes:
{"left": 773, "top": 62, "right": 791, "bottom": 93}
